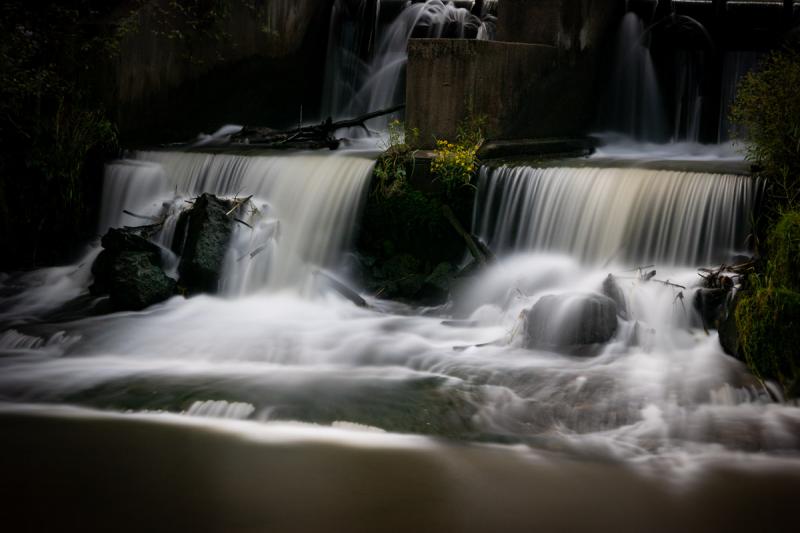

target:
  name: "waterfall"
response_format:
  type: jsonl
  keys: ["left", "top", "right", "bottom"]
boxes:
{"left": 602, "top": 11, "right": 764, "bottom": 143}
{"left": 601, "top": 12, "right": 668, "bottom": 142}
{"left": 102, "top": 151, "right": 375, "bottom": 293}
{"left": 322, "top": 0, "right": 493, "bottom": 128}
{"left": 474, "top": 165, "right": 757, "bottom": 266}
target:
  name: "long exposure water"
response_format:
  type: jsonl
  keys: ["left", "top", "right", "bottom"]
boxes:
{"left": 1, "top": 143, "right": 799, "bottom": 530}
{"left": 0, "top": 3, "right": 797, "bottom": 526}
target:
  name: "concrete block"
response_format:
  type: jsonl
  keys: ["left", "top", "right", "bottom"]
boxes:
{"left": 407, "top": 39, "right": 592, "bottom": 145}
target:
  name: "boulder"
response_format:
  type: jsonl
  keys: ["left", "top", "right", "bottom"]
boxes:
{"left": 523, "top": 293, "right": 618, "bottom": 352}
{"left": 601, "top": 274, "right": 628, "bottom": 319}
{"left": 718, "top": 290, "right": 744, "bottom": 359}
{"left": 108, "top": 251, "right": 176, "bottom": 310}
{"left": 101, "top": 228, "right": 162, "bottom": 256}
{"left": 363, "top": 253, "right": 425, "bottom": 301}
{"left": 693, "top": 288, "right": 728, "bottom": 331}
{"left": 418, "top": 262, "right": 458, "bottom": 304}
{"left": 173, "top": 193, "right": 233, "bottom": 293}
{"left": 91, "top": 228, "right": 175, "bottom": 310}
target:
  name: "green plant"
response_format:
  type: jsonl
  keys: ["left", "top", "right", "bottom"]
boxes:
{"left": 766, "top": 210, "right": 800, "bottom": 292}
{"left": 373, "top": 120, "right": 419, "bottom": 199}
{"left": 430, "top": 114, "right": 485, "bottom": 194}
{"left": 0, "top": 1, "right": 121, "bottom": 267}
{"left": 736, "top": 283, "right": 800, "bottom": 395}
{"left": 730, "top": 47, "right": 800, "bottom": 208}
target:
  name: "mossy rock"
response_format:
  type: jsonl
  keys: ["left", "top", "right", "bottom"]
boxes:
{"left": 718, "top": 290, "right": 745, "bottom": 358}
{"left": 767, "top": 211, "right": 800, "bottom": 292}
{"left": 108, "top": 251, "right": 176, "bottom": 311}
{"left": 736, "top": 286, "right": 800, "bottom": 396}
{"left": 91, "top": 228, "right": 176, "bottom": 310}
{"left": 175, "top": 193, "right": 233, "bottom": 293}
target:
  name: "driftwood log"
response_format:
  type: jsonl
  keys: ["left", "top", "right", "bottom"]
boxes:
{"left": 231, "top": 105, "right": 405, "bottom": 150}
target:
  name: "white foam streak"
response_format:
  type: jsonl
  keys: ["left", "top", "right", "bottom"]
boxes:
{"left": 475, "top": 165, "right": 755, "bottom": 266}
{"left": 103, "top": 151, "right": 374, "bottom": 292}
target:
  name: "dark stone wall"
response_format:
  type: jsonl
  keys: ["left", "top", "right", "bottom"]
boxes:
{"left": 497, "top": 0, "right": 625, "bottom": 49}
{"left": 107, "top": 0, "right": 334, "bottom": 143}
{"left": 406, "top": 40, "right": 559, "bottom": 145}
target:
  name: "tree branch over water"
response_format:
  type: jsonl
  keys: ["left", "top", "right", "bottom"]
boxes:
{"left": 231, "top": 105, "right": 406, "bottom": 150}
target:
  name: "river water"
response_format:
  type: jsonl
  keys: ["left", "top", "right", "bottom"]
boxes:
{"left": 0, "top": 145, "right": 798, "bottom": 531}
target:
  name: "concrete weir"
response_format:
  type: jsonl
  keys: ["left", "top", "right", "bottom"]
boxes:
{"left": 406, "top": 39, "right": 559, "bottom": 144}
{"left": 405, "top": 0, "right": 623, "bottom": 146}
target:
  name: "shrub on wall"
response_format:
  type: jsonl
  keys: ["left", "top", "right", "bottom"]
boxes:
{"left": 731, "top": 47, "right": 800, "bottom": 209}
{"left": 767, "top": 210, "right": 800, "bottom": 292}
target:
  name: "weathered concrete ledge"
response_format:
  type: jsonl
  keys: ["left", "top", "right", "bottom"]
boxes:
{"left": 406, "top": 39, "right": 562, "bottom": 146}
{"left": 477, "top": 138, "right": 597, "bottom": 159}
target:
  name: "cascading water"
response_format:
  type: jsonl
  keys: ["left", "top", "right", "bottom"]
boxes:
{"left": 3, "top": 3, "right": 800, "bottom": 528}
{"left": 103, "top": 151, "right": 375, "bottom": 293}
{"left": 474, "top": 164, "right": 757, "bottom": 266}
{"left": 322, "top": 0, "right": 494, "bottom": 129}
{"left": 601, "top": 12, "right": 668, "bottom": 142}
{"left": 2, "top": 145, "right": 800, "bottom": 528}
{"left": 602, "top": 11, "right": 764, "bottom": 144}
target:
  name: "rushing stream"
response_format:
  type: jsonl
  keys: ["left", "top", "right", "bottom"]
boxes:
{"left": 1, "top": 147, "right": 799, "bottom": 530}
{"left": 1, "top": 2, "right": 799, "bottom": 529}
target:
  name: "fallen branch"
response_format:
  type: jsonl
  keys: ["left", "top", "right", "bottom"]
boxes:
{"left": 615, "top": 275, "right": 686, "bottom": 290}
{"left": 314, "top": 270, "right": 367, "bottom": 308}
{"left": 697, "top": 260, "right": 755, "bottom": 289}
{"left": 225, "top": 195, "right": 253, "bottom": 217}
{"left": 123, "top": 209, "right": 160, "bottom": 222}
{"left": 232, "top": 105, "right": 405, "bottom": 150}
{"left": 442, "top": 204, "right": 492, "bottom": 266}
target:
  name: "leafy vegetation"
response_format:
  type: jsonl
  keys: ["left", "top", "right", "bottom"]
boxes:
{"left": 766, "top": 210, "right": 800, "bottom": 292}
{"left": 736, "top": 283, "right": 800, "bottom": 396}
{"left": 430, "top": 114, "right": 486, "bottom": 193}
{"left": 373, "top": 120, "right": 419, "bottom": 199}
{"left": 728, "top": 43, "right": 800, "bottom": 396}
{"left": 731, "top": 47, "right": 800, "bottom": 210}
{"left": 0, "top": 1, "right": 123, "bottom": 268}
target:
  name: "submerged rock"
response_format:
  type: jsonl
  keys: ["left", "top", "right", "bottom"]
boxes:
{"left": 523, "top": 293, "right": 618, "bottom": 353}
{"left": 418, "top": 262, "right": 458, "bottom": 304}
{"left": 601, "top": 274, "right": 628, "bottom": 319}
{"left": 173, "top": 193, "right": 233, "bottom": 293}
{"left": 718, "top": 290, "right": 744, "bottom": 358}
{"left": 693, "top": 287, "right": 728, "bottom": 330}
{"left": 91, "top": 228, "right": 176, "bottom": 311}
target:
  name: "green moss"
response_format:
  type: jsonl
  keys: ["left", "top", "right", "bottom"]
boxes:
{"left": 767, "top": 210, "right": 800, "bottom": 291}
{"left": 736, "top": 285, "right": 800, "bottom": 395}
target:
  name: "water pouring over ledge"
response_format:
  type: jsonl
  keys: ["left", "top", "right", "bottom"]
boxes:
{"left": 1, "top": 142, "right": 800, "bottom": 529}
{"left": 474, "top": 164, "right": 758, "bottom": 266}
{"left": 322, "top": 0, "right": 494, "bottom": 130}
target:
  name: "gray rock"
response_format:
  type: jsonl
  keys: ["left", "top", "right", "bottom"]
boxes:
{"left": 91, "top": 228, "right": 176, "bottom": 310}
{"left": 601, "top": 274, "right": 628, "bottom": 319}
{"left": 174, "top": 194, "right": 233, "bottom": 293}
{"left": 693, "top": 287, "right": 728, "bottom": 330}
{"left": 523, "top": 293, "right": 618, "bottom": 353}
{"left": 108, "top": 251, "right": 176, "bottom": 310}
{"left": 719, "top": 290, "right": 744, "bottom": 359}
{"left": 418, "top": 262, "right": 457, "bottom": 304}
